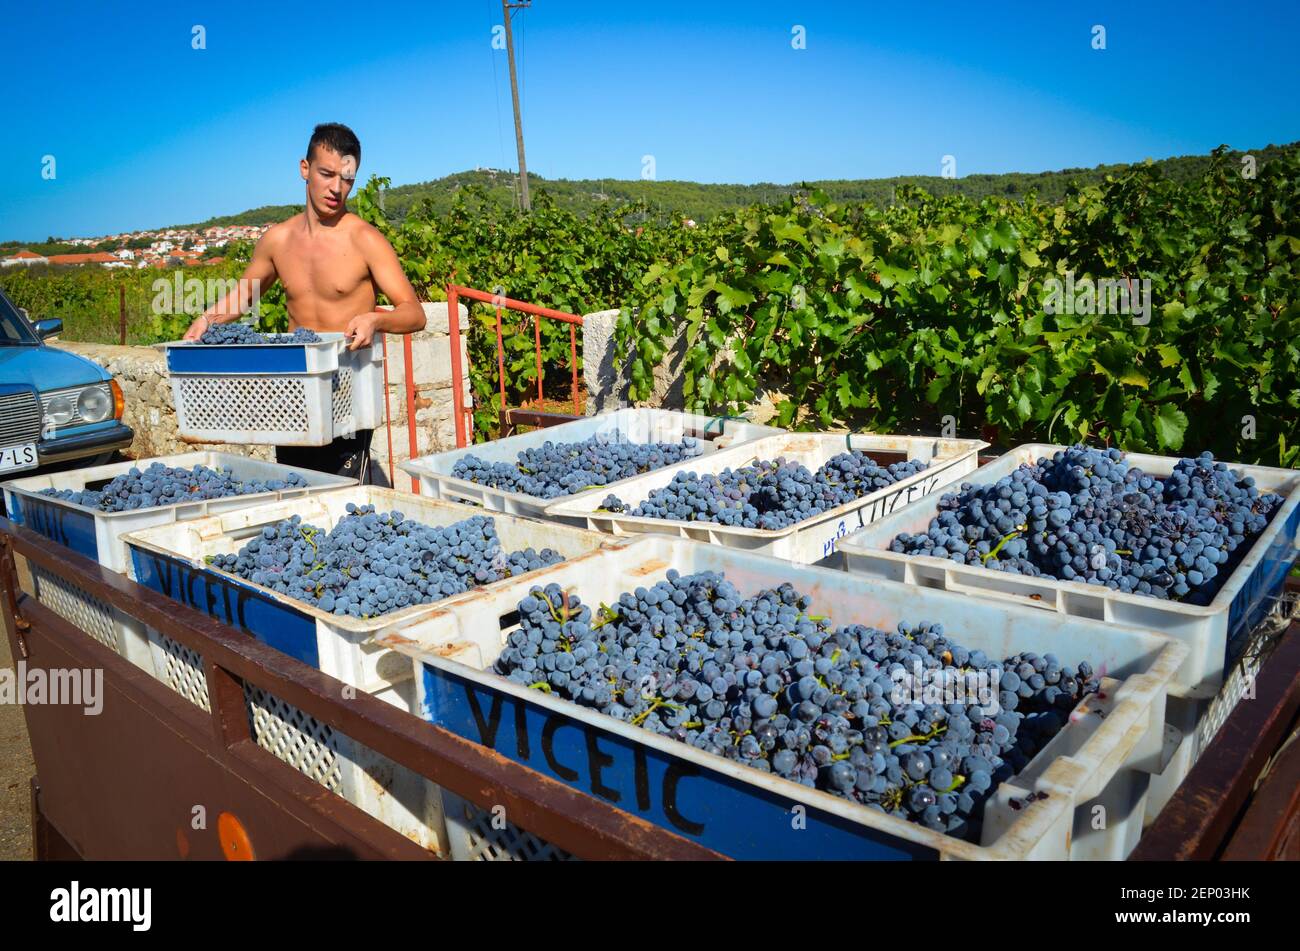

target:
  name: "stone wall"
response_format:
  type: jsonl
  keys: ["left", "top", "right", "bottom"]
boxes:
{"left": 580, "top": 308, "right": 784, "bottom": 425}
{"left": 50, "top": 300, "right": 471, "bottom": 475}
{"left": 370, "top": 302, "right": 471, "bottom": 477}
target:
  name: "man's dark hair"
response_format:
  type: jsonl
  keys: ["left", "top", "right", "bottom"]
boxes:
{"left": 306, "top": 123, "right": 361, "bottom": 166}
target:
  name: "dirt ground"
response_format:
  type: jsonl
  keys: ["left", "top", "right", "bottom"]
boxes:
{"left": 0, "top": 627, "right": 34, "bottom": 860}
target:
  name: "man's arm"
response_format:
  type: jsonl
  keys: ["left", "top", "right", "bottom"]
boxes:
{"left": 344, "top": 225, "right": 425, "bottom": 349}
{"left": 182, "top": 234, "right": 279, "bottom": 341}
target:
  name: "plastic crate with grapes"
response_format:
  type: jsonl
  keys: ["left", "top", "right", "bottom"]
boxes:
{"left": 400, "top": 407, "right": 785, "bottom": 519}
{"left": 838, "top": 444, "right": 1300, "bottom": 697}
{"left": 160, "top": 327, "right": 384, "bottom": 446}
{"left": 381, "top": 536, "right": 1187, "bottom": 861}
{"left": 545, "top": 432, "right": 987, "bottom": 563}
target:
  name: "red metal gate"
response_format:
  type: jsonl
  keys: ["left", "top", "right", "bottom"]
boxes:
{"left": 445, "top": 284, "right": 583, "bottom": 449}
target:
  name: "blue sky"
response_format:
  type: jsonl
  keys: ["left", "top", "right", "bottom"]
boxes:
{"left": 2, "top": 0, "right": 1297, "bottom": 240}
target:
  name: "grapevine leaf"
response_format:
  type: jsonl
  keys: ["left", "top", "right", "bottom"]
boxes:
{"left": 1153, "top": 403, "right": 1189, "bottom": 451}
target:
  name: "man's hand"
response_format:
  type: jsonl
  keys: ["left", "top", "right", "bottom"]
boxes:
{"left": 344, "top": 312, "right": 382, "bottom": 350}
{"left": 182, "top": 315, "right": 210, "bottom": 342}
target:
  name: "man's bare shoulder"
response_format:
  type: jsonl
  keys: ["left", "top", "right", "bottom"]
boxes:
{"left": 344, "top": 214, "right": 391, "bottom": 250}
{"left": 259, "top": 215, "right": 301, "bottom": 249}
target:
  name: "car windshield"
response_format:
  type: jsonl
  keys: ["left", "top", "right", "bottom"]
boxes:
{"left": 0, "top": 290, "right": 40, "bottom": 345}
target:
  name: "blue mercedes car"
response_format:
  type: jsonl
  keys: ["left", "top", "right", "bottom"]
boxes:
{"left": 0, "top": 286, "right": 133, "bottom": 476}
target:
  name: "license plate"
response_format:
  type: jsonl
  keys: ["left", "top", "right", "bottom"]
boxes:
{"left": 0, "top": 443, "right": 38, "bottom": 474}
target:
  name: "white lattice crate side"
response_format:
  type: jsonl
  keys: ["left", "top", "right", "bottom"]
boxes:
{"left": 239, "top": 681, "right": 445, "bottom": 852}
{"left": 330, "top": 366, "right": 355, "bottom": 435}
{"left": 169, "top": 372, "right": 336, "bottom": 446}
{"left": 1194, "top": 590, "right": 1296, "bottom": 758}
{"left": 243, "top": 683, "right": 341, "bottom": 791}
{"left": 1142, "top": 591, "right": 1296, "bottom": 827}
{"left": 441, "top": 789, "right": 576, "bottom": 861}
{"left": 337, "top": 336, "right": 385, "bottom": 432}
{"left": 145, "top": 627, "right": 212, "bottom": 711}
{"left": 17, "top": 554, "right": 154, "bottom": 670}
{"left": 331, "top": 733, "right": 447, "bottom": 854}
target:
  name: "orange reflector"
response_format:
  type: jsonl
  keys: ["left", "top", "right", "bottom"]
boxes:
{"left": 110, "top": 379, "right": 126, "bottom": 420}
{"left": 217, "top": 812, "right": 255, "bottom": 861}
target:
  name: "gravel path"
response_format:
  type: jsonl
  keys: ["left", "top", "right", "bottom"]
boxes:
{"left": 0, "top": 627, "right": 34, "bottom": 860}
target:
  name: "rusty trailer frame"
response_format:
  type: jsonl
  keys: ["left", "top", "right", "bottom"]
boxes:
{"left": 4, "top": 505, "right": 1298, "bottom": 862}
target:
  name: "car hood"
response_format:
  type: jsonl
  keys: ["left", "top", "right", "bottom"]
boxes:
{"left": 0, "top": 344, "right": 109, "bottom": 391}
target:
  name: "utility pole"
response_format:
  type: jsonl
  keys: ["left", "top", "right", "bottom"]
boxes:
{"left": 502, "top": 0, "right": 531, "bottom": 211}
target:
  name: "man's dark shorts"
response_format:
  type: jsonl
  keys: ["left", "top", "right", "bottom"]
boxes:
{"left": 275, "top": 429, "right": 387, "bottom": 485}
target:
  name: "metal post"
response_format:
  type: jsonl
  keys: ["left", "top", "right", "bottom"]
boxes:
{"left": 533, "top": 314, "right": 543, "bottom": 404}
{"left": 403, "top": 331, "right": 419, "bottom": 492}
{"left": 502, "top": 1, "right": 532, "bottom": 212}
{"left": 570, "top": 322, "right": 579, "bottom": 414}
{"left": 495, "top": 306, "right": 507, "bottom": 412}
{"left": 448, "top": 287, "right": 467, "bottom": 448}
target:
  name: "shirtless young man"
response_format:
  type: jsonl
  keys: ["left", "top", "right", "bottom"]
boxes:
{"left": 183, "top": 122, "right": 424, "bottom": 481}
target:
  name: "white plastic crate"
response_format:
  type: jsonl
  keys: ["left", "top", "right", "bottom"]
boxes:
{"left": 16, "top": 557, "right": 156, "bottom": 671}
{"left": 161, "top": 332, "right": 384, "bottom": 446}
{"left": 332, "top": 338, "right": 386, "bottom": 436}
{"left": 545, "top": 432, "right": 987, "bottom": 563}
{"left": 3, "top": 452, "right": 355, "bottom": 673}
{"left": 119, "top": 485, "right": 616, "bottom": 710}
{"left": 3, "top": 451, "right": 357, "bottom": 573}
{"left": 837, "top": 444, "right": 1300, "bottom": 698}
{"left": 400, "top": 408, "right": 785, "bottom": 519}
{"left": 382, "top": 536, "right": 1187, "bottom": 861}
{"left": 119, "top": 486, "right": 613, "bottom": 855}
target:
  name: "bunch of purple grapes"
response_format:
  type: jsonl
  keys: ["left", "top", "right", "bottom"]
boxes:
{"left": 890, "top": 446, "right": 1283, "bottom": 603}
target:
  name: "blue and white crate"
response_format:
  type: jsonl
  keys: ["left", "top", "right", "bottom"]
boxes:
{"left": 381, "top": 536, "right": 1187, "bottom": 861}
{"left": 2, "top": 451, "right": 354, "bottom": 670}
{"left": 161, "top": 331, "right": 384, "bottom": 447}
{"left": 118, "top": 486, "right": 619, "bottom": 853}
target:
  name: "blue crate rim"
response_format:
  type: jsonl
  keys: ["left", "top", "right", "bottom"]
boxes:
{"left": 159, "top": 332, "right": 347, "bottom": 350}
{"left": 122, "top": 530, "right": 619, "bottom": 638}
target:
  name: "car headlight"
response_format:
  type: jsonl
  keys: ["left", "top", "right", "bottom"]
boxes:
{"left": 78, "top": 386, "right": 113, "bottom": 423}
{"left": 44, "top": 395, "right": 76, "bottom": 425}
{"left": 40, "top": 383, "right": 115, "bottom": 430}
